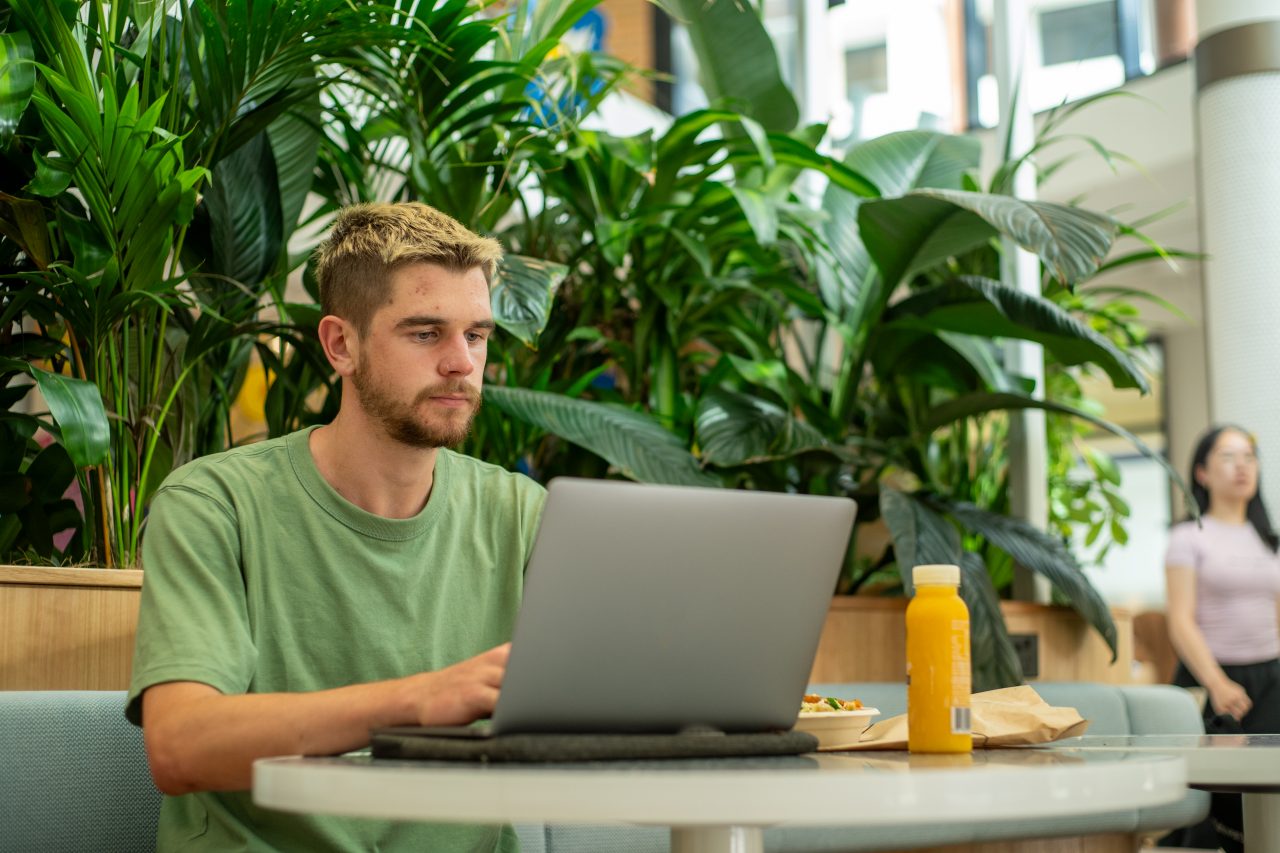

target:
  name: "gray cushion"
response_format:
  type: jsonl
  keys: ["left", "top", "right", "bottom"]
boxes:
{"left": 0, "top": 691, "right": 160, "bottom": 853}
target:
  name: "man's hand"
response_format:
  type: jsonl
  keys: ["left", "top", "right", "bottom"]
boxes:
{"left": 142, "top": 642, "right": 513, "bottom": 795}
{"left": 400, "top": 643, "right": 510, "bottom": 726}
{"left": 1207, "top": 677, "right": 1251, "bottom": 721}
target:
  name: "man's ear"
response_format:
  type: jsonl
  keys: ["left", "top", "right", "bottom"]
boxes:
{"left": 318, "top": 315, "right": 358, "bottom": 378}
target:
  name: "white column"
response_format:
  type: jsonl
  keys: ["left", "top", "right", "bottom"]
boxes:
{"left": 1194, "top": 0, "right": 1280, "bottom": 514}
{"left": 994, "top": 0, "right": 1050, "bottom": 601}
{"left": 798, "top": 0, "right": 829, "bottom": 128}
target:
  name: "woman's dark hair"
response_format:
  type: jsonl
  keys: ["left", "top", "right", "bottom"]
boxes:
{"left": 1189, "top": 425, "right": 1280, "bottom": 551}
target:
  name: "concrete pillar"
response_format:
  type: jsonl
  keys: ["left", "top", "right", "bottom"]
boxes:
{"left": 1193, "top": 1, "right": 1280, "bottom": 514}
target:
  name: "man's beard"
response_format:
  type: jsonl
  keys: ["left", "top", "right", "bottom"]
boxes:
{"left": 351, "top": 361, "right": 481, "bottom": 448}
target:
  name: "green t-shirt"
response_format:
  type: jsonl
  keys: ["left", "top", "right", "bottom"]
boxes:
{"left": 126, "top": 426, "right": 545, "bottom": 852}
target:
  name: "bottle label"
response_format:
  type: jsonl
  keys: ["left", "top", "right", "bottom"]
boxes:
{"left": 950, "top": 706, "right": 971, "bottom": 735}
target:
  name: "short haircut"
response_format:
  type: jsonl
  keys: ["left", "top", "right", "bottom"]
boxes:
{"left": 314, "top": 202, "right": 504, "bottom": 333}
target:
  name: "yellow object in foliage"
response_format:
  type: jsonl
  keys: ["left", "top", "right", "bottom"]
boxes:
{"left": 235, "top": 359, "right": 270, "bottom": 425}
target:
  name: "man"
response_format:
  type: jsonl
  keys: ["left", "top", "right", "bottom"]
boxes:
{"left": 126, "top": 202, "right": 546, "bottom": 851}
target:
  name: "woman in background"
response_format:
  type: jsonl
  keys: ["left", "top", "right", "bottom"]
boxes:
{"left": 1164, "top": 424, "right": 1280, "bottom": 851}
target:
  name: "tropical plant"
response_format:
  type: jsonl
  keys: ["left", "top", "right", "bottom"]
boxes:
{"left": 460, "top": 3, "right": 1194, "bottom": 691}
{"left": 0, "top": 0, "right": 625, "bottom": 567}
{"left": 466, "top": 107, "right": 867, "bottom": 478}
{"left": 482, "top": 124, "right": 1191, "bottom": 691}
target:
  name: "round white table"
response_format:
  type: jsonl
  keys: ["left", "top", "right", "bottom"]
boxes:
{"left": 254, "top": 749, "right": 1186, "bottom": 853}
{"left": 1049, "top": 734, "right": 1280, "bottom": 851}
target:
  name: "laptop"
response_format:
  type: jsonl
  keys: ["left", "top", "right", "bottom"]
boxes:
{"left": 384, "top": 477, "right": 856, "bottom": 739}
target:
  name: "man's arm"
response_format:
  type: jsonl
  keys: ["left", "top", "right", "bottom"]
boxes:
{"left": 142, "top": 643, "right": 508, "bottom": 794}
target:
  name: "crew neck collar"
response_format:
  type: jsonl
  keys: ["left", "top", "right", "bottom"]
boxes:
{"left": 286, "top": 425, "right": 450, "bottom": 540}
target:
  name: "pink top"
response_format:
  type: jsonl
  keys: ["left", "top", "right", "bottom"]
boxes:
{"left": 1166, "top": 516, "right": 1280, "bottom": 664}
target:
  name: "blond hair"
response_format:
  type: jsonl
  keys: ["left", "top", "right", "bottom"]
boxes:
{"left": 314, "top": 202, "right": 504, "bottom": 333}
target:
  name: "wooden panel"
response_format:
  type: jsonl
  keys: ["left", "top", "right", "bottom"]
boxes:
{"left": 1002, "top": 603, "right": 1134, "bottom": 684}
{"left": 810, "top": 597, "right": 1135, "bottom": 685}
{"left": 809, "top": 597, "right": 907, "bottom": 683}
{"left": 0, "top": 567, "right": 143, "bottom": 690}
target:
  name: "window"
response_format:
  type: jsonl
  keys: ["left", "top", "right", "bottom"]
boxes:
{"left": 845, "top": 42, "right": 888, "bottom": 99}
{"left": 968, "top": 0, "right": 1152, "bottom": 128}
{"left": 1040, "top": 1, "right": 1119, "bottom": 66}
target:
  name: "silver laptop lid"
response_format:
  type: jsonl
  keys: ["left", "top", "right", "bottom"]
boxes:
{"left": 491, "top": 478, "right": 857, "bottom": 735}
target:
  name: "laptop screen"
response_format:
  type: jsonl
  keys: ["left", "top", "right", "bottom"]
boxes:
{"left": 491, "top": 478, "right": 857, "bottom": 735}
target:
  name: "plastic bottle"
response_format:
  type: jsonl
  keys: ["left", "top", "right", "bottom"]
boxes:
{"left": 906, "top": 563, "right": 972, "bottom": 754}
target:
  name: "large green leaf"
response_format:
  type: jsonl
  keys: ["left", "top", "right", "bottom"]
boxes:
{"left": 922, "top": 390, "right": 1194, "bottom": 519}
{"left": 935, "top": 332, "right": 1034, "bottom": 395}
{"left": 819, "top": 131, "right": 978, "bottom": 318}
{"left": 933, "top": 496, "right": 1117, "bottom": 661}
{"left": 886, "top": 275, "right": 1148, "bottom": 391}
{"left": 28, "top": 366, "right": 108, "bottom": 467}
{"left": 869, "top": 331, "right": 990, "bottom": 394}
{"left": 694, "top": 388, "right": 833, "bottom": 466}
{"left": 765, "top": 134, "right": 877, "bottom": 197}
{"left": 491, "top": 254, "right": 567, "bottom": 348}
{"left": 190, "top": 131, "right": 284, "bottom": 288}
{"left": 958, "top": 550, "right": 1024, "bottom": 691}
{"left": 880, "top": 487, "right": 961, "bottom": 596}
{"left": 27, "top": 150, "right": 74, "bottom": 196}
{"left": 484, "top": 385, "right": 718, "bottom": 487}
{"left": 859, "top": 188, "right": 1117, "bottom": 287}
{"left": 266, "top": 89, "right": 322, "bottom": 235}
{"left": 844, "top": 130, "right": 980, "bottom": 199}
{"left": 658, "top": 0, "right": 798, "bottom": 132}
{"left": 729, "top": 186, "right": 778, "bottom": 246}
{"left": 25, "top": 440, "right": 76, "bottom": 503}
{"left": 0, "top": 30, "right": 35, "bottom": 147}
{"left": 0, "top": 192, "right": 52, "bottom": 268}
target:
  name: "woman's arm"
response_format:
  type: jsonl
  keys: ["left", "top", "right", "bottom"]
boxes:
{"left": 1165, "top": 564, "right": 1252, "bottom": 720}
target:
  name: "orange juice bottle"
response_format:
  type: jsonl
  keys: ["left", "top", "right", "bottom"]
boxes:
{"left": 906, "top": 564, "right": 972, "bottom": 753}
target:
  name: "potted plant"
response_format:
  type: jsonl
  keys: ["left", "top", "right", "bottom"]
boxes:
{"left": 0, "top": 0, "right": 595, "bottom": 687}
{"left": 463, "top": 9, "right": 1192, "bottom": 692}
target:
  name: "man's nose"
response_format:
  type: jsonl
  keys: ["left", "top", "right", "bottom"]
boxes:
{"left": 438, "top": 336, "right": 476, "bottom": 375}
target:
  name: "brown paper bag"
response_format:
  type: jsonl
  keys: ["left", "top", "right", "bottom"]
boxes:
{"left": 826, "top": 685, "right": 1089, "bottom": 751}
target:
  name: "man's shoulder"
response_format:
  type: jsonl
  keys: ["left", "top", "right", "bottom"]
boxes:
{"left": 159, "top": 431, "right": 300, "bottom": 501}
{"left": 440, "top": 451, "right": 546, "bottom": 514}
{"left": 442, "top": 450, "right": 545, "bottom": 492}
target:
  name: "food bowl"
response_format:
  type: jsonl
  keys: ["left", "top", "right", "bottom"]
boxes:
{"left": 794, "top": 708, "right": 880, "bottom": 750}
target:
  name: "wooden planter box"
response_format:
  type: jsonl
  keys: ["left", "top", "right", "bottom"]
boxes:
{"left": 810, "top": 595, "right": 1134, "bottom": 684}
{"left": 0, "top": 567, "right": 1135, "bottom": 692}
{"left": 0, "top": 565, "right": 143, "bottom": 690}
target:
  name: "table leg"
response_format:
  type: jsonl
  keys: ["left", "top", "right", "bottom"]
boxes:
{"left": 670, "top": 826, "right": 764, "bottom": 853}
{"left": 1243, "top": 791, "right": 1280, "bottom": 851}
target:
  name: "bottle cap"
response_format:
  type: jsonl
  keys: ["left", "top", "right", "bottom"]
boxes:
{"left": 913, "top": 564, "right": 960, "bottom": 586}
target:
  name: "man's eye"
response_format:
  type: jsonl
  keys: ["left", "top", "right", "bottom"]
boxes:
{"left": 414, "top": 331, "right": 438, "bottom": 342}
{"left": 466, "top": 332, "right": 489, "bottom": 343}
